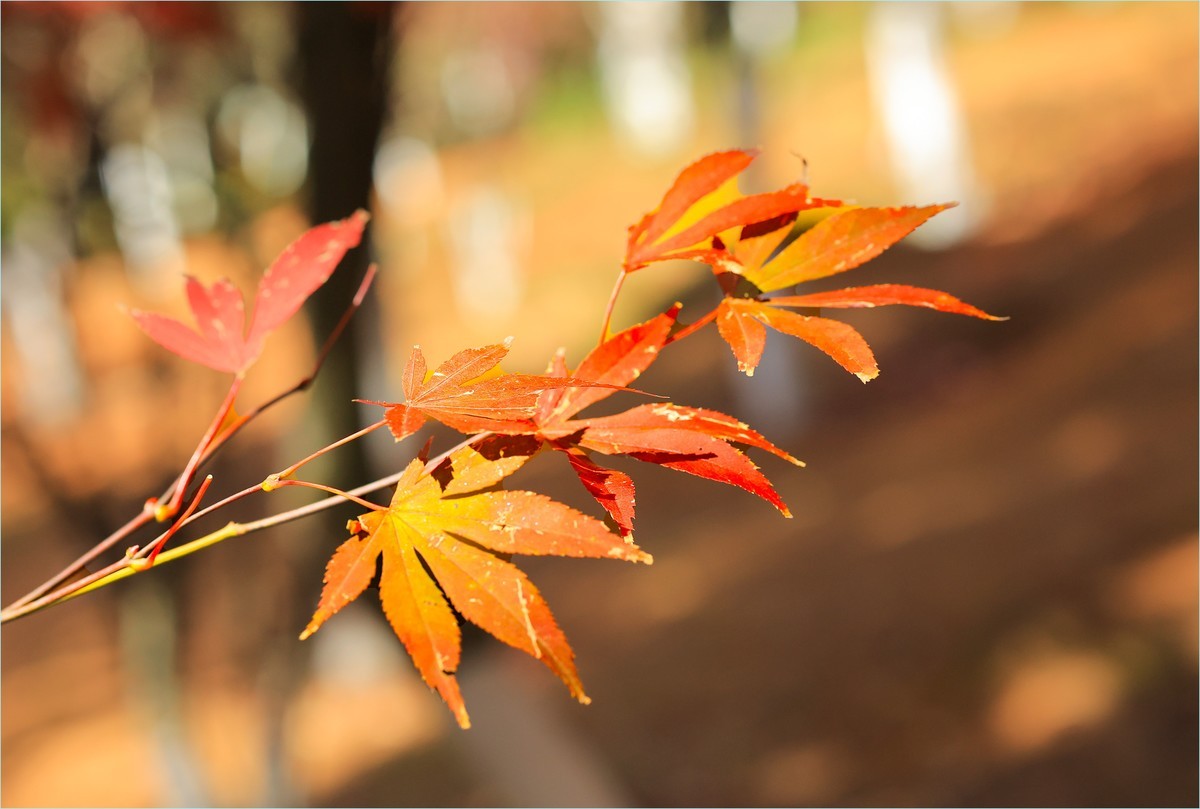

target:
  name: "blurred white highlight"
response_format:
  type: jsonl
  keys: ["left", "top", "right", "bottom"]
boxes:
{"left": 866, "top": 2, "right": 984, "bottom": 248}
{"left": 597, "top": 1, "right": 695, "bottom": 156}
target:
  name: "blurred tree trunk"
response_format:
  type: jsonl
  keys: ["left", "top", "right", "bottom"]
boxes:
{"left": 256, "top": 5, "right": 394, "bottom": 803}
{"left": 297, "top": 1, "right": 393, "bottom": 466}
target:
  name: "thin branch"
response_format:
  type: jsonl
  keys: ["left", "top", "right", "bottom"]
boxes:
{"left": 664, "top": 305, "right": 719, "bottom": 346}
{"left": 275, "top": 419, "right": 386, "bottom": 480}
{"left": 270, "top": 479, "right": 385, "bottom": 512}
{"left": 2, "top": 264, "right": 379, "bottom": 618}
{"left": 2, "top": 500, "right": 157, "bottom": 612}
{"left": 159, "top": 376, "right": 243, "bottom": 520}
{"left": 143, "top": 475, "right": 214, "bottom": 566}
{"left": 1, "top": 555, "right": 139, "bottom": 624}
{"left": 0, "top": 468, "right": 409, "bottom": 624}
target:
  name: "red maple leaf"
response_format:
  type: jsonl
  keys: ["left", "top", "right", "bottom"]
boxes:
{"left": 528, "top": 306, "right": 801, "bottom": 531}
{"left": 131, "top": 210, "right": 369, "bottom": 374}
{"left": 530, "top": 307, "right": 680, "bottom": 535}
{"left": 374, "top": 339, "right": 626, "bottom": 442}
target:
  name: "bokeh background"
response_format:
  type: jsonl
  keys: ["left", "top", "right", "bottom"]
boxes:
{"left": 2, "top": 2, "right": 1196, "bottom": 806}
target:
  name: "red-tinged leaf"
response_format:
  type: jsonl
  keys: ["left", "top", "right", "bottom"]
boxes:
{"left": 539, "top": 305, "right": 680, "bottom": 424}
{"left": 769, "top": 284, "right": 1006, "bottom": 320}
{"left": 185, "top": 276, "right": 247, "bottom": 368}
{"left": 561, "top": 446, "right": 637, "bottom": 538}
{"left": 304, "top": 449, "right": 649, "bottom": 725}
{"left": 132, "top": 275, "right": 251, "bottom": 373}
{"left": 380, "top": 342, "right": 624, "bottom": 441}
{"left": 716, "top": 298, "right": 767, "bottom": 376}
{"left": 244, "top": 209, "right": 369, "bottom": 356}
{"left": 572, "top": 403, "right": 799, "bottom": 465}
{"left": 416, "top": 534, "right": 589, "bottom": 703}
{"left": 629, "top": 149, "right": 757, "bottom": 250}
{"left": 624, "top": 149, "right": 843, "bottom": 271}
{"left": 420, "top": 342, "right": 511, "bottom": 397}
{"left": 569, "top": 404, "right": 795, "bottom": 515}
{"left": 629, "top": 445, "right": 791, "bottom": 517}
{"left": 571, "top": 304, "right": 679, "bottom": 399}
{"left": 402, "top": 343, "right": 428, "bottom": 401}
{"left": 131, "top": 211, "right": 367, "bottom": 374}
{"left": 729, "top": 299, "right": 878, "bottom": 382}
{"left": 131, "top": 308, "right": 243, "bottom": 373}
{"left": 744, "top": 204, "right": 951, "bottom": 292}
{"left": 642, "top": 183, "right": 832, "bottom": 266}
{"left": 384, "top": 405, "right": 428, "bottom": 443}
{"left": 535, "top": 348, "right": 571, "bottom": 422}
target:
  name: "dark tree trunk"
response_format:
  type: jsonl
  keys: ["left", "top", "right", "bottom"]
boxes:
{"left": 296, "top": 1, "right": 394, "bottom": 465}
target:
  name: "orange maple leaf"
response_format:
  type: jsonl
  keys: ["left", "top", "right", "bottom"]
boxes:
{"left": 706, "top": 205, "right": 1005, "bottom": 379}
{"left": 301, "top": 445, "right": 651, "bottom": 728}
{"left": 529, "top": 306, "right": 801, "bottom": 531}
{"left": 623, "top": 149, "right": 839, "bottom": 272}
{"left": 374, "top": 339, "right": 623, "bottom": 441}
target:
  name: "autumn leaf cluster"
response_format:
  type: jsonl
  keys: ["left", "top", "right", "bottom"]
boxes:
{"left": 127, "top": 148, "right": 1000, "bottom": 728}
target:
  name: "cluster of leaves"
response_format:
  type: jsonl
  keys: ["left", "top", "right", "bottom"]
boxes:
{"left": 301, "top": 149, "right": 999, "bottom": 727}
{"left": 5, "top": 148, "right": 1000, "bottom": 731}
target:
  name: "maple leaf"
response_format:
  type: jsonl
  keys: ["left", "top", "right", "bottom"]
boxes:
{"left": 537, "top": 303, "right": 681, "bottom": 425}
{"left": 301, "top": 446, "right": 651, "bottom": 728}
{"left": 623, "top": 149, "right": 840, "bottom": 272}
{"left": 561, "top": 403, "right": 802, "bottom": 517}
{"left": 705, "top": 205, "right": 1004, "bottom": 379}
{"left": 560, "top": 445, "right": 638, "bottom": 538}
{"left": 531, "top": 307, "right": 680, "bottom": 535}
{"left": 376, "top": 339, "right": 623, "bottom": 442}
{"left": 131, "top": 210, "right": 369, "bottom": 374}
{"left": 717, "top": 297, "right": 880, "bottom": 381}
{"left": 528, "top": 304, "right": 801, "bottom": 526}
